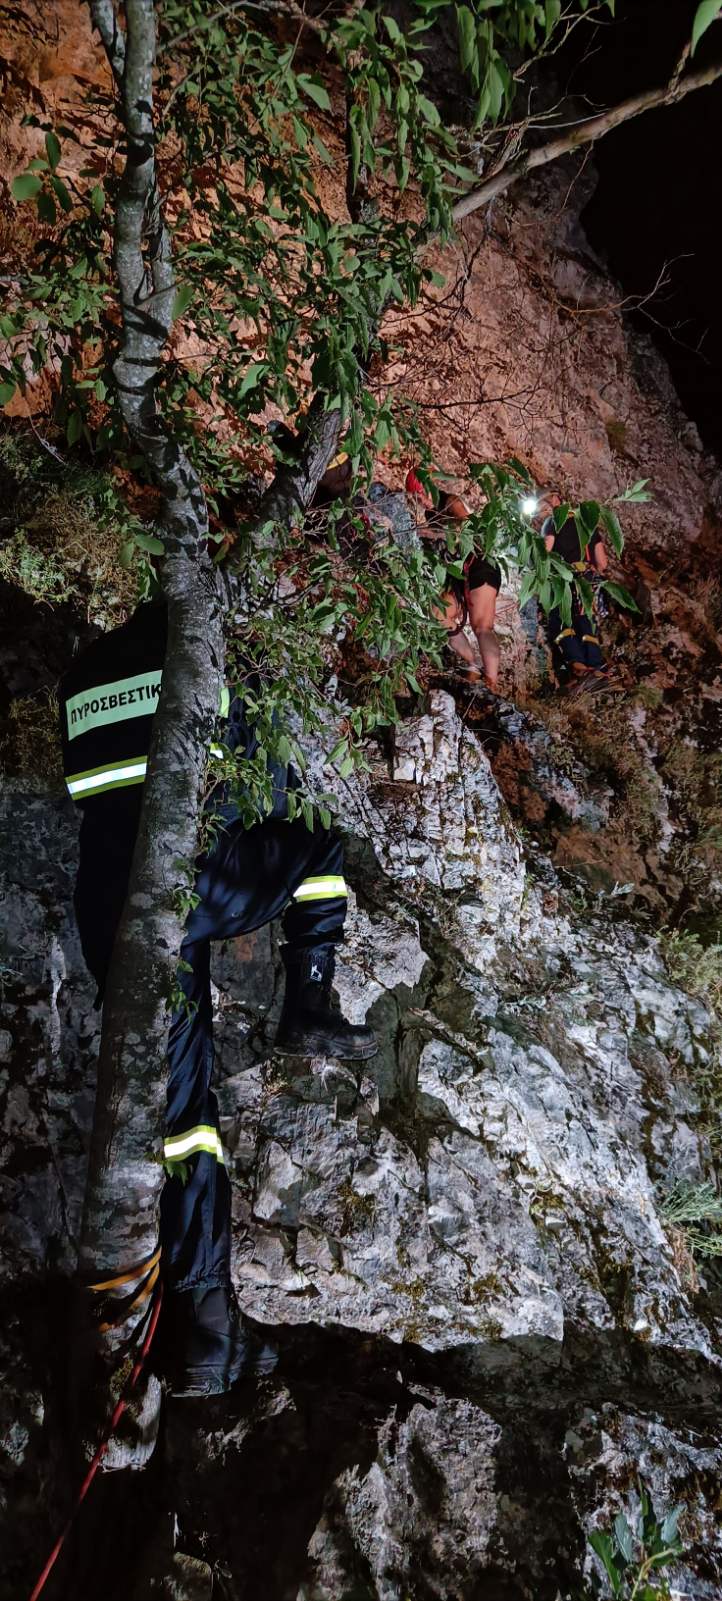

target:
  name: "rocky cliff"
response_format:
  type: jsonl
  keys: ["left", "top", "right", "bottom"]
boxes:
{"left": 2, "top": 6, "right": 722, "bottom": 1599}
{"left": 2, "top": 676, "right": 721, "bottom": 1597}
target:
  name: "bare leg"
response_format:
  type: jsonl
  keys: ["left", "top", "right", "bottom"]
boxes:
{"left": 467, "top": 584, "right": 500, "bottom": 689}
{"left": 438, "top": 594, "right": 480, "bottom": 671}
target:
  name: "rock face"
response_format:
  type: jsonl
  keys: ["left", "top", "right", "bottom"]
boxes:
{"left": 2, "top": 691, "right": 720, "bottom": 1600}
{"left": 2, "top": 10, "right": 722, "bottom": 1596}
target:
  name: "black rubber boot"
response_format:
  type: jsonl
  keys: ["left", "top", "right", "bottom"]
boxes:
{"left": 274, "top": 946, "right": 378, "bottom": 1060}
{"left": 163, "top": 1284, "right": 277, "bottom": 1398}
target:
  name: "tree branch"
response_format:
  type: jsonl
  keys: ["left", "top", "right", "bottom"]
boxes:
{"left": 452, "top": 57, "right": 722, "bottom": 223}
{"left": 88, "top": 0, "right": 126, "bottom": 88}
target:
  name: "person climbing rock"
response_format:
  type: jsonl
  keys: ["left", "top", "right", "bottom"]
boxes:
{"left": 60, "top": 599, "right": 376, "bottom": 1397}
{"left": 406, "top": 470, "right": 502, "bottom": 689}
{"left": 540, "top": 494, "right": 610, "bottom": 684}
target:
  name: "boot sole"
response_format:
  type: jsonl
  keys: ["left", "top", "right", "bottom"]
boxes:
{"left": 168, "top": 1347, "right": 278, "bottom": 1398}
{"left": 274, "top": 1038, "right": 379, "bottom": 1061}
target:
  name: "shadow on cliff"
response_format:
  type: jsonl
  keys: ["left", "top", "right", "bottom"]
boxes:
{"left": 28, "top": 1316, "right": 719, "bottom": 1601}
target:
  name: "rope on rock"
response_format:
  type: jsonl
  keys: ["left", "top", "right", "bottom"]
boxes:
{"left": 28, "top": 1281, "right": 163, "bottom": 1601}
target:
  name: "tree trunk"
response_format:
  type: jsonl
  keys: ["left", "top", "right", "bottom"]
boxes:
{"left": 80, "top": 1, "right": 345, "bottom": 1294}
{"left": 80, "top": 0, "right": 225, "bottom": 1288}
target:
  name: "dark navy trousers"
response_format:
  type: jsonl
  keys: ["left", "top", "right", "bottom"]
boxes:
{"left": 74, "top": 813, "right": 347, "bottom": 1291}
{"left": 548, "top": 599, "right": 606, "bottom": 673}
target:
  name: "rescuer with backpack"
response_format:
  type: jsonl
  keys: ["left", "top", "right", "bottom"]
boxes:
{"left": 540, "top": 493, "right": 610, "bottom": 681}
{"left": 60, "top": 598, "right": 376, "bottom": 1398}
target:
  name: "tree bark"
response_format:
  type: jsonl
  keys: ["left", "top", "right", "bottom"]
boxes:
{"left": 80, "top": 0, "right": 346, "bottom": 1290}
{"left": 80, "top": 0, "right": 225, "bottom": 1284}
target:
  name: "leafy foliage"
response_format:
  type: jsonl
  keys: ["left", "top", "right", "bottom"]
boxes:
{"left": 661, "top": 1179, "right": 722, "bottom": 1260}
{"left": 1, "top": 0, "right": 638, "bottom": 804}
{"left": 465, "top": 460, "right": 640, "bottom": 624}
{"left": 581, "top": 1481, "right": 685, "bottom": 1600}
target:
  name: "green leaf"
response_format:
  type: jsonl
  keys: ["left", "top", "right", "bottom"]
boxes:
{"left": 45, "top": 130, "right": 61, "bottom": 171}
{"left": 383, "top": 14, "right": 402, "bottom": 41}
{"left": 172, "top": 283, "right": 194, "bottom": 320}
{"left": 616, "top": 477, "right": 652, "bottom": 504}
{"left": 11, "top": 173, "right": 42, "bottom": 202}
{"left": 660, "top": 1506, "right": 683, "bottom": 1545}
{"left": 118, "top": 540, "right": 136, "bottom": 569}
{"left": 90, "top": 184, "right": 105, "bottom": 216}
{"left": 298, "top": 74, "right": 331, "bottom": 112}
{"left": 50, "top": 174, "right": 72, "bottom": 211}
{"left": 553, "top": 503, "right": 570, "bottom": 532}
{"left": 0, "top": 381, "right": 16, "bottom": 407}
{"left": 417, "top": 92, "right": 441, "bottom": 127}
{"left": 575, "top": 573, "right": 595, "bottom": 618}
{"left": 602, "top": 579, "right": 640, "bottom": 613}
{"left": 367, "top": 77, "right": 381, "bottom": 129}
{"left": 49, "top": 175, "right": 72, "bottom": 212}
{"left": 486, "top": 59, "right": 506, "bottom": 122}
{"left": 518, "top": 571, "right": 537, "bottom": 609}
{"left": 66, "top": 410, "right": 83, "bottom": 446}
{"left": 599, "top": 504, "right": 624, "bottom": 556}
{"left": 691, "top": 0, "right": 722, "bottom": 53}
{"left": 37, "top": 190, "right": 57, "bottom": 225}
{"left": 589, "top": 1531, "right": 623, "bottom": 1596}
{"left": 545, "top": 0, "right": 562, "bottom": 35}
{"left": 313, "top": 131, "right": 334, "bottom": 165}
{"left": 238, "top": 361, "right": 268, "bottom": 399}
{"left": 613, "top": 1512, "right": 635, "bottom": 1565}
{"left": 134, "top": 531, "right": 165, "bottom": 554}
{"left": 579, "top": 499, "right": 601, "bottom": 532}
{"left": 456, "top": 5, "right": 478, "bottom": 73}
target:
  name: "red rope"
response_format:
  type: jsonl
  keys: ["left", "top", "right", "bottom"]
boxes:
{"left": 28, "top": 1285, "right": 164, "bottom": 1601}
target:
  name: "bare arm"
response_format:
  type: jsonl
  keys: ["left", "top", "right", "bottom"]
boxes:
{"left": 592, "top": 539, "right": 609, "bottom": 573}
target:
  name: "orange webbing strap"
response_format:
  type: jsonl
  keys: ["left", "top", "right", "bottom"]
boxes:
{"left": 87, "top": 1246, "right": 162, "bottom": 1333}
{"left": 554, "top": 627, "right": 575, "bottom": 644}
{"left": 581, "top": 634, "right": 599, "bottom": 644}
{"left": 87, "top": 1245, "right": 161, "bottom": 1294}
{"left": 97, "top": 1262, "right": 161, "bottom": 1334}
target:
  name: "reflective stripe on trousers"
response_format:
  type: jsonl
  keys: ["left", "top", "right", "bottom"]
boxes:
{"left": 292, "top": 875, "right": 347, "bottom": 901}
{"left": 164, "top": 1124, "right": 225, "bottom": 1165}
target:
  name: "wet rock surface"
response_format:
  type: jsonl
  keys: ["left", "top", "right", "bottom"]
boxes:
{"left": 2, "top": 689, "right": 720, "bottom": 1599}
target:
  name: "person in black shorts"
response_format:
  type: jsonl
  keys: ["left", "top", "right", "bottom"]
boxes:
{"left": 540, "top": 494, "right": 609, "bottom": 680}
{"left": 406, "top": 473, "right": 502, "bottom": 688}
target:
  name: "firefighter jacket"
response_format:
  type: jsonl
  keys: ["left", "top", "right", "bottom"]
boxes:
{"left": 59, "top": 600, "right": 291, "bottom": 829}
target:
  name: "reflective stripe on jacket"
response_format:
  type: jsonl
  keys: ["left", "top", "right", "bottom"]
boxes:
{"left": 59, "top": 602, "right": 280, "bottom": 813}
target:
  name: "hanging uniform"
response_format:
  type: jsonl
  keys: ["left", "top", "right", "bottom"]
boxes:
{"left": 541, "top": 514, "right": 607, "bottom": 676}
{"left": 60, "top": 602, "right": 374, "bottom": 1338}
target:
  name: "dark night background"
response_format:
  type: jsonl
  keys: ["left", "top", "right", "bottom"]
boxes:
{"left": 563, "top": 0, "right": 722, "bottom": 458}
